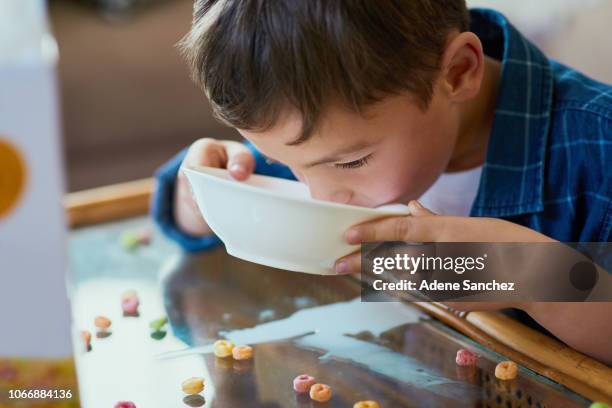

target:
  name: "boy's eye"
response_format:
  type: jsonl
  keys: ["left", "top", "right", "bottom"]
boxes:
{"left": 335, "top": 154, "right": 372, "bottom": 169}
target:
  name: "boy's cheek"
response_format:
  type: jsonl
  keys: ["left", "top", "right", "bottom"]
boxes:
{"left": 360, "top": 165, "right": 432, "bottom": 206}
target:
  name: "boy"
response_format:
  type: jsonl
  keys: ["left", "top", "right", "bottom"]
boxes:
{"left": 152, "top": 1, "right": 612, "bottom": 364}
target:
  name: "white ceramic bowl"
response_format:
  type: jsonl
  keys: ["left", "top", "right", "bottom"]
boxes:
{"left": 183, "top": 165, "right": 409, "bottom": 275}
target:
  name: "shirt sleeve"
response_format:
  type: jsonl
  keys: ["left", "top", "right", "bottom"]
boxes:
{"left": 151, "top": 148, "right": 223, "bottom": 252}
{"left": 151, "top": 141, "right": 296, "bottom": 252}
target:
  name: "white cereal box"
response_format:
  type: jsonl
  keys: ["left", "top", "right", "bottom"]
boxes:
{"left": 0, "top": 0, "right": 72, "bottom": 357}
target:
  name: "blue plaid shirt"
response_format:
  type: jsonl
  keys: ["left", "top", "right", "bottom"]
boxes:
{"left": 152, "top": 9, "right": 612, "bottom": 252}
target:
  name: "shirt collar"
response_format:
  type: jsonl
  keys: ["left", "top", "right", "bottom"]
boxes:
{"left": 469, "top": 9, "right": 553, "bottom": 217}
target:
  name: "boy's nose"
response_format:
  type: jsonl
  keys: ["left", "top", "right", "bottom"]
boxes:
{"left": 302, "top": 174, "right": 354, "bottom": 204}
{"left": 309, "top": 186, "right": 353, "bottom": 204}
{"left": 330, "top": 190, "right": 354, "bottom": 204}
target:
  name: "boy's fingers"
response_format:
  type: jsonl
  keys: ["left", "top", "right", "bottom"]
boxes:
{"left": 186, "top": 138, "right": 227, "bottom": 168}
{"left": 337, "top": 203, "right": 438, "bottom": 274}
{"left": 203, "top": 144, "right": 229, "bottom": 168}
{"left": 345, "top": 215, "right": 439, "bottom": 243}
{"left": 335, "top": 251, "right": 360, "bottom": 275}
{"left": 224, "top": 141, "right": 255, "bottom": 180}
{"left": 178, "top": 139, "right": 223, "bottom": 185}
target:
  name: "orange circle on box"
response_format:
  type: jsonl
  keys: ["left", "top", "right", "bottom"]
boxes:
{"left": 0, "top": 138, "right": 27, "bottom": 220}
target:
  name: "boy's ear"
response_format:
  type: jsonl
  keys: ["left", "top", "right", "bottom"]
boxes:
{"left": 439, "top": 32, "right": 485, "bottom": 102}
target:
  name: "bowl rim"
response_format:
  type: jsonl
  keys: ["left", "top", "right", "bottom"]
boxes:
{"left": 183, "top": 165, "right": 410, "bottom": 216}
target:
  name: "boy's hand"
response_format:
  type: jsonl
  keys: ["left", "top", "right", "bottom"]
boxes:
{"left": 173, "top": 138, "right": 255, "bottom": 237}
{"left": 335, "top": 200, "right": 552, "bottom": 275}
{"left": 335, "top": 200, "right": 554, "bottom": 312}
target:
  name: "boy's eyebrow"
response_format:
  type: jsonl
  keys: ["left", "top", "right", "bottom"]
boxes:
{"left": 301, "top": 141, "right": 371, "bottom": 168}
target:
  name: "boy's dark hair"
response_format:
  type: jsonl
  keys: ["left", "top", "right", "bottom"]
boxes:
{"left": 181, "top": 0, "right": 469, "bottom": 143}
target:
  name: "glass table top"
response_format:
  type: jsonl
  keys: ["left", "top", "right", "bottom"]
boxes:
{"left": 68, "top": 217, "right": 590, "bottom": 407}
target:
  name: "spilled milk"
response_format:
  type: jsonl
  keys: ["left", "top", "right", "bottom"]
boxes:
{"left": 160, "top": 298, "right": 478, "bottom": 398}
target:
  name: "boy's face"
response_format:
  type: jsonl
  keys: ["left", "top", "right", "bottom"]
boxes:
{"left": 240, "top": 88, "right": 459, "bottom": 208}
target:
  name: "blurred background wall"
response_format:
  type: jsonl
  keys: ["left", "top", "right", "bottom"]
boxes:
{"left": 50, "top": 0, "right": 237, "bottom": 191}
{"left": 49, "top": 0, "right": 612, "bottom": 191}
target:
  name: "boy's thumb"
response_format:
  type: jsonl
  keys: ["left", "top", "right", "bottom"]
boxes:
{"left": 224, "top": 141, "right": 255, "bottom": 181}
{"left": 408, "top": 200, "right": 435, "bottom": 216}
